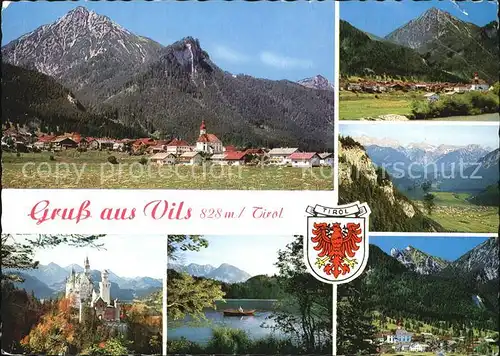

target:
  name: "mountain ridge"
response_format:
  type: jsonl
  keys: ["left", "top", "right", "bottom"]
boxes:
{"left": 2, "top": 7, "right": 333, "bottom": 151}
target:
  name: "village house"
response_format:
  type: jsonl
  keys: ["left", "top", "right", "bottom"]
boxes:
{"left": 133, "top": 138, "right": 156, "bottom": 152}
{"left": 210, "top": 153, "right": 226, "bottom": 165}
{"left": 267, "top": 147, "right": 298, "bottom": 165}
{"left": 224, "top": 151, "right": 249, "bottom": 166}
{"left": 196, "top": 120, "right": 223, "bottom": 154}
{"left": 90, "top": 138, "right": 115, "bottom": 150}
{"left": 394, "top": 328, "right": 413, "bottom": 343}
{"left": 166, "top": 139, "right": 192, "bottom": 155}
{"left": 178, "top": 151, "right": 202, "bottom": 165}
{"left": 409, "top": 343, "right": 429, "bottom": 352}
{"left": 245, "top": 148, "right": 266, "bottom": 157}
{"left": 424, "top": 92, "right": 440, "bottom": 102}
{"left": 52, "top": 136, "right": 78, "bottom": 150}
{"left": 150, "top": 152, "right": 177, "bottom": 166}
{"left": 289, "top": 152, "right": 321, "bottom": 168}
{"left": 470, "top": 73, "right": 490, "bottom": 91}
{"left": 113, "top": 139, "right": 134, "bottom": 152}
{"left": 148, "top": 140, "right": 171, "bottom": 154}
{"left": 319, "top": 152, "right": 334, "bottom": 166}
{"left": 34, "top": 135, "right": 56, "bottom": 150}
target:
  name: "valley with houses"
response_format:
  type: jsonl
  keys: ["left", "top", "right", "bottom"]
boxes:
{"left": 339, "top": 6, "right": 499, "bottom": 121}
{"left": 1, "top": 5, "right": 334, "bottom": 189}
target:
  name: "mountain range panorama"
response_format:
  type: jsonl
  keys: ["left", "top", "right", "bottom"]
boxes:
{"left": 340, "top": 7, "right": 498, "bottom": 83}
{"left": 169, "top": 262, "right": 252, "bottom": 283}
{"left": 1, "top": 6, "right": 334, "bottom": 151}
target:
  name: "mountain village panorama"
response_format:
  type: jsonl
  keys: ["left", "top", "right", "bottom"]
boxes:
{"left": 2, "top": 120, "right": 334, "bottom": 168}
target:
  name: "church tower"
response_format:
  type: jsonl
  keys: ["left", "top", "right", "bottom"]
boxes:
{"left": 84, "top": 256, "right": 90, "bottom": 275}
{"left": 200, "top": 120, "right": 206, "bottom": 135}
{"left": 99, "top": 269, "right": 111, "bottom": 305}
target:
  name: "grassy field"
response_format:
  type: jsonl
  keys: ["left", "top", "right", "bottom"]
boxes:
{"left": 339, "top": 91, "right": 415, "bottom": 120}
{"left": 339, "top": 91, "right": 500, "bottom": 121}
{"left": 414, "top": 192, "right": 499, "bottom": 233}
{"left": 2, "top": 151, "right": 333, "bottom": 190}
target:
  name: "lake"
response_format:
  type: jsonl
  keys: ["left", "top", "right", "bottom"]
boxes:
{"left": 167, "top": 299, "right": 285, "bottom": 344}
{"left": 436, "top": 113, "right": 499, "bottom": 121}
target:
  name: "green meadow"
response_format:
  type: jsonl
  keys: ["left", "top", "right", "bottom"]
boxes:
{"left": 2, "top": 151, "right": 333, "bottom": 190}
{"left": 415, "top": 192, "right": 498, "bottom": 233}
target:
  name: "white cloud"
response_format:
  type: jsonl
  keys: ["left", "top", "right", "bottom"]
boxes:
{"left": 211, "top": 45, "right": 250, "bottom": 63}
{"left": 259, "top": 51, "right": 314, "bottom": 70}
{"left": 2, "top": 1, "right": 11, "bottom": 10}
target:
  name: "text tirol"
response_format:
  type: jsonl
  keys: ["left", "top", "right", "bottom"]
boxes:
{"left": 28, "top": 199, "right": 192, "bottom": 224}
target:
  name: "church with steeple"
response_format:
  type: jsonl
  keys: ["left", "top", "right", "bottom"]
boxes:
{"left": 195, "top": 120, "right": 223, "bottom": 154}
{"left": 65, "top": 257, "right": 121, "bottom": 322}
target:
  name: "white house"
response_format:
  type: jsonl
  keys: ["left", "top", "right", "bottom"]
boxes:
{"left": 166, "top": 139, "right": 192, "bottom": 155}
{"left": 150, "top": 152, "right": 176, "bottom": 166}
{"left": 409, "top": 343, "right": 428, "bottom": 352}
{"left": 319, "top": 152, "right": 334, "bottom": 166}
{"left": 289, "top": 152, "right": 321, "bottom": 168}
{"left": 424, "top": 92, "right": 440, "bottom": 102}
{"left": 210, "top": 153, "right": 226, "bottom": 165}
{"left": 179, "top": 151, "right": 203, "bottom": 165}
{"left": 267, "top": 147, "right": 298, "bottom": 165}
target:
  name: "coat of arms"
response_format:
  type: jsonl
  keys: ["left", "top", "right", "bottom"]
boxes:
{"left": 304, "top": 202, "right": 371, "bottom": 284}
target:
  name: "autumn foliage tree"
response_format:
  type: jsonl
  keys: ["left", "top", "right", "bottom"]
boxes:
{"left": 21, "top": 298, "right": 77, "bottom": 354}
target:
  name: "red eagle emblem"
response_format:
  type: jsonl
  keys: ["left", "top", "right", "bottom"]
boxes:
{"left": 311, "top": 222, "right": 363, "bottom": 278}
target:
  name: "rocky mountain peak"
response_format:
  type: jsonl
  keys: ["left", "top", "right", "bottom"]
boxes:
{"left": 297, "top": 75, "right": 334, "bottom": 91}
{"left": 391, "top": 245, "right": 450, "bottom": 275}
{"left": 2, "top": 6, "right": 162, "bottom": 87}
{"left": 385, "top": 6, "right": 468, "bottom": 51}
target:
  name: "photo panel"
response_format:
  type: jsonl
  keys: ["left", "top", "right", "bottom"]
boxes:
{"left": 165, "top": 235, "right": 333, "bottom": 355}
{"left": 1, "top": 233, "right": 165, "bottom": 355}
{"left": 338, "top": 122, "right": 499, "bottom": 234}
{"left": 1, "top": 1, "right": 335, "bottom": 191}
{"left": 338, "top": 1, "right": 499, "bottom": 122}
{"left": 337, "top": 234, "right": 499, "bottom": 355}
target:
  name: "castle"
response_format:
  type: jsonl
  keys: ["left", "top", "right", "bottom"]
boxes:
{"left": 65, "top": 257, "right": 121, "bottom": 322}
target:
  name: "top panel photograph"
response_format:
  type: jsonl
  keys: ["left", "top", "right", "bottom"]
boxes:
{"left": 1, "top": 1, "right": 334, "bottom": 189}
{"left": 339, "top": 1, "right": 499, "bottom": 121}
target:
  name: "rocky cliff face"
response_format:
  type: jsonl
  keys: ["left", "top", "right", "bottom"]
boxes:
{"left": 390, "top": 246, "right": 450, "bottom": 274}
{"left": 338, "top": 137, "right": 445, "bottom": 232}
{"left": 446, "top": 237, "right": 499, "bottom": 281}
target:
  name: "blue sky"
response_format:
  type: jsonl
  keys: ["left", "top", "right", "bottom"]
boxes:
{"left": 340, "top": 123, "right": 499, "bottom": 148}
{"left": 1, "top": 1, "right": 334, "bottom": 82}
{"left": 372, "top": 235, "right": 489, "bottom": 261}
{"left": 341, "top": 0, "right": 498, "bottom": 37}
{"left": 171, "top": 235, "right": 295, "bottom": 277}
{"left": 13, "top": 234, "right": 167, "bottom": 278}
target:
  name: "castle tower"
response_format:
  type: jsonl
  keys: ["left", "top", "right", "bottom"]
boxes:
{"left": 114, "top": 299, "right": 121, "bottom": 321}
{"left": 99, "top": 269, "right": 111, "bottom": 305}
{"left": 200, "top": 120, "right": 206, "bottom": 135}
{"left": 84, "top": 256, "right": 90, "bottom": 275}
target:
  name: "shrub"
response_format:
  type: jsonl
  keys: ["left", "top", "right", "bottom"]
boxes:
{"left": 108, "top": 155, "right": 118, "bottom": 165}
{"left": 139, "top": 157, "right": 148, "bottom": 165}
{"left": 77, "top": 147, "right": 87, "bottom": 153}
{"left": 49, "top": 155, "right": 55, "bottom": 161}
{"left": 206, "top": 327, "right": 252, "bottom": 354}
{"left": 16, "top": 152, "right": 21, "bottom": 157}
